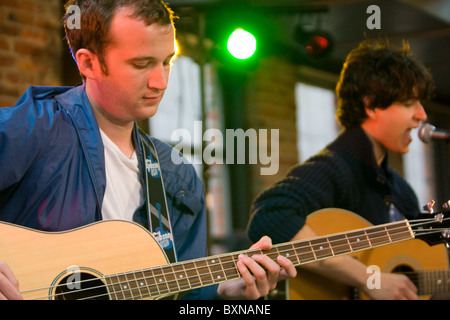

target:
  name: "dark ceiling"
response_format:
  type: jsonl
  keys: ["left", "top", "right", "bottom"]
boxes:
{"left": 166, "top": 0, "right": 450, "bottom": 107}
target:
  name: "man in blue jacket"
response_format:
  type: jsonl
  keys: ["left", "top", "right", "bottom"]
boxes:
{"left": 0, "top": 0, "right": 296, "bottom": 300}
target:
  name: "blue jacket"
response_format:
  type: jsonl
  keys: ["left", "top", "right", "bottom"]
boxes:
{"left": 0, "top": 84, "right": 218, "bottom": 299}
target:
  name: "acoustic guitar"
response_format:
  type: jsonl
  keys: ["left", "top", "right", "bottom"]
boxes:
{"left": 1, "top": 208, "right": 449, "bottom": 300}
{"left": 288, "top": 208, "right": 450, "bottom": 300}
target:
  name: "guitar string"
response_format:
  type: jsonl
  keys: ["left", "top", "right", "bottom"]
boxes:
{"left": 23, "top": 221, "right": 443, "bottom": 300}
{"left": 102, "top": 222, "right": 448, "bottom": 300}
{"left": 19, "top": 221, "right": 426, "bottom": 300}
{"left": 82, "top": 225, "right": 434, "bottom": 298}
{"left": 352, "top": 269, "right": 450, "bottom": 297}
{"left": 21, "top": 222, "right": 414, "bottom": 300}
{"left": 397, "top": 270, "right": 450, "bottom": 282}
{"left": 83, "top": 269, "right": 450, "bottom": 300}
{"left": 400, "top": 269, "right": 450, "bottom": 293}
{"left": 20, "top": 218, "right": 446, "bottom": 300}
{"left": 96, "top": 221, "right": 449, "bottom": 300}
{"left": 31, "top": 235, "right": 445, "bottom": 299}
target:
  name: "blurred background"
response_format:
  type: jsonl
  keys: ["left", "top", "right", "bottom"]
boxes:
{"left": 1, "top": 0, "right": 449, "bottom": 253}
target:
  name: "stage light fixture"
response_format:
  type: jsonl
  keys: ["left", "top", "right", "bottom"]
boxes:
{"left": 227, "top": 28, "right": 257, "bottom": 60}
{"left": 304, "top": 33, "right": 332, "bottom": 56}
{"left": 294, "top": 24, "right": 333, "bottom": 57}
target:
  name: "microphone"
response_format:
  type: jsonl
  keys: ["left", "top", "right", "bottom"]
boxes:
{"left": 418, "top": 123, "right": 450, "bottom": 143}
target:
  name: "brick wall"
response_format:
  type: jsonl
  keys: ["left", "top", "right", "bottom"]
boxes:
{"left": 0, "top": 0, "right": 63, "bottom": 107}
{"left": 244, "top": 56, "right": 299, "bottom": 202}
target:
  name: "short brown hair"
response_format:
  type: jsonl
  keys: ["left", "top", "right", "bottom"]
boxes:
{"left": 63, "top": 0, "right": 176, "bottom": 79}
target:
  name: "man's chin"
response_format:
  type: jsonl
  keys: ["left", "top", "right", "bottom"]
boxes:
{"left": 136, "top": 106, "right": 158, "bottom": 121}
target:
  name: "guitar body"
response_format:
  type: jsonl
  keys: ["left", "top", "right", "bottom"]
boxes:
{"left": 289, "top": 208, "right": 449, "bottom": 300}
{"left": 0, "top": 220, "right": 169, "bottom": 300}
{"left": 2, "top": 208, "right": 449, "bottom": 300}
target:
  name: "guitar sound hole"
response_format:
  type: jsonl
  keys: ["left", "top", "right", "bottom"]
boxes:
{"left": 392, "top": 265, "right": 414, "bottom": 273}
{"left": 392, "top": 265, "right": 418, "bottom": 287}
{"left": 54, "top": 272, "right": 109, "bottom": 300}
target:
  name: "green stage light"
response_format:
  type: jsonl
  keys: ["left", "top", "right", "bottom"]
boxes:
{"left": 227, "top": 28, "right": 257, "bottom": 60}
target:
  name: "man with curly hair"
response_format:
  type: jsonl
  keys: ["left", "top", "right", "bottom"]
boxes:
{"left": 248, "top": 40, "right": 434, "bottom": 300}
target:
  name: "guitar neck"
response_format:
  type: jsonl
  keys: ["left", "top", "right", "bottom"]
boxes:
{"left": 103, "top": 219, "right": 414, "bottom": 300}
{"left": 412, "top": 269, "right": 450, "bottom": 295}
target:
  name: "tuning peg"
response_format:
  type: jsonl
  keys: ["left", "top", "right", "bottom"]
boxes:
{"left": 443, "top": 200, "right": 450, "bottom": 211}
{"left": 423, "top": 200, "right": 436, "bottom": 213}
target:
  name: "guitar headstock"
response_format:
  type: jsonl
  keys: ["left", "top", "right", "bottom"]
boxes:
{"left": 413, "top": 200, "right": 450, "bottom": 246}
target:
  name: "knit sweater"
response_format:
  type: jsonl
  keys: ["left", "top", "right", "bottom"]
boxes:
{"left": 247, "top": 127, "right": 420, "bottom": 244}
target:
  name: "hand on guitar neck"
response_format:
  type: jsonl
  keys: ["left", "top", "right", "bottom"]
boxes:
{"left": 293, "top": 223, "right": 419, "bottom": 300}
{"left": 1, "top": 209, "right": 448, "bottom": 300}
{"left": 0, "top": 230, "right": 297, "bottom": 301}
{"left": 217, "top": 236, "right": 297, "bottom": 300}
{"left": 289, "top": 208, "right": 450, "bottom": 300}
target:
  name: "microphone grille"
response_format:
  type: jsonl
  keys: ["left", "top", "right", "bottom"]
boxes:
{"left": 418, "top": 123, "right": 435, "bottom": 143}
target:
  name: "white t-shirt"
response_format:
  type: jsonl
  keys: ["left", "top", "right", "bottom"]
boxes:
{"left": 100, "top": 129, "right": 144, "bottom": 221}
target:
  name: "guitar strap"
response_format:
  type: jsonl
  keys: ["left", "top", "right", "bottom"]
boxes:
{"left": 139, "top": 131, "right": 177, "bottom": 263}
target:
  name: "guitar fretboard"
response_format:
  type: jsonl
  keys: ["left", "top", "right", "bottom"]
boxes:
{"left": 416, "top": 269, "right": 450, "bottom": 295}
{"left": 104, "top": 220, "right": 413, "bottom": 300}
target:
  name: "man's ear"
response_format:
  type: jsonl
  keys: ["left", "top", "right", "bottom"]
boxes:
{"left": 363, "top": 96, "right": 377, "bottom": 120}
{"left": 75, "top": 49, "right": 99, "bottom": 80}
{"left": 365, "top": 107, "right": 377, "bottom": 121}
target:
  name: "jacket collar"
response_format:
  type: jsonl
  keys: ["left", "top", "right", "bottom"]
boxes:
{"left": 54, "top": 84, "right": 147, "bottom": 214}
{"left": 55, "top": 83, "right": 106, "bottom": 211}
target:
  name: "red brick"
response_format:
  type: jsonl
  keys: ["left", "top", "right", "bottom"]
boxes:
{"left": 6, "top": 70, "right": 34, "bottom": 84}
{"left": 0, "top": 95, "right": 18, "bottom": 107}
{"left": 0, "top": 21, "right": 20, "bottom": 36}
{"left": 16, "top": 57, "right": 36, "bottom": 72}
{"left": 14, "top": 40, "right": 42, "bottom": 55}
{"left": 0, "top": 0, "right": 35, "bottom": 11}
{"left": 20, "top": 27, "right": 48, "bottom": 43}
{"left": 0, "top": 36, "right": 11, "bottom": 51}
{"left": 0, "top": 53, "right": 16, "bottom": 66}
{"left": 0, "top": 84, "right": 19, "bottom": 97}
{"left": 6, "top": 9, "right": 35, "bottom": 26}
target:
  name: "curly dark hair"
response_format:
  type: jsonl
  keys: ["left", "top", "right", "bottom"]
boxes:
{"left": 335, "top": 40, "right": 434, "bottom": 129}
{"left": 62, "top": 0, "right": 177, "bottom": 79}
